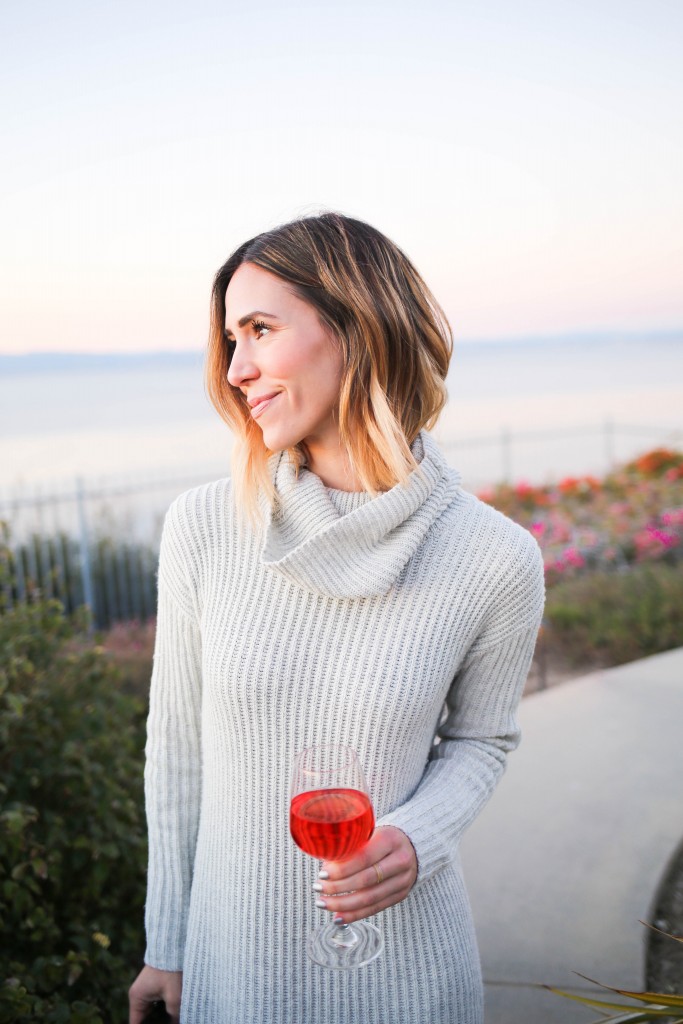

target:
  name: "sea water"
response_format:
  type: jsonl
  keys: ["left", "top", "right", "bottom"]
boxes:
{"left": 1, "top": 335, "right": 681, "bottom": 537}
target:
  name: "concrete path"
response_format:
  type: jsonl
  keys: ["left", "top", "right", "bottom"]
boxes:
{"left": 460, "top": 647, "right": 683, "bottom": 1024}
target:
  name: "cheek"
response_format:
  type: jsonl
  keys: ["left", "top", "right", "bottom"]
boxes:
{"left": 283, "top": 340, "right": 344, "bottom": 397}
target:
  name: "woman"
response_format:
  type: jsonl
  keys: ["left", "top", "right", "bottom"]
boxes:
{"left": 129, "top": 213, "right": 545, "bottom": 1024}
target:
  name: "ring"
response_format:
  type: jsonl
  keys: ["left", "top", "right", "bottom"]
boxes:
{"left": 373, "top": 863, "right": 384, "bottom": 885}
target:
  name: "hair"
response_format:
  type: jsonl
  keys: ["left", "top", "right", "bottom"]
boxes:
{"left": 205, "top": 212, "right": 453, "bottom": 524}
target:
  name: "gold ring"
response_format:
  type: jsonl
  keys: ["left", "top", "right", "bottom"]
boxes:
{"left": 373, "top": 864, "right": 384, "bottom": 885}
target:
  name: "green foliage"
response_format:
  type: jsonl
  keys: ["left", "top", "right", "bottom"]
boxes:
{"left": 0, "top": 599, "right": 148, "bottom": 1023}
{"left": 544, "top": 563, "right": 683, "bottom": 667}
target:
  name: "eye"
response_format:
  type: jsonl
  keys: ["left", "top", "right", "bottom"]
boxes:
{"left": 251, "top": 319, "right": 271, "bottom": 339}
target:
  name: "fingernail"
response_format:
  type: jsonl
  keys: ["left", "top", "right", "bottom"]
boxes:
{"left": 315, "top": 899, "right": 327, "bottom": 909}
{"left": 334, "top": 915, "right": 345, "bottom": 925}
{"left": 318, "top": 869, "right": 329, "bottom": 879}
{"left": 312, "top": 882, "right": 324, "bottom": 892}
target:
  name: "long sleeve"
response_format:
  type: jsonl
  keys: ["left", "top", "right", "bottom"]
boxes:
{"left": 145, "top": 456, "right": 544, "bottom": 1024}
{"left": 144, "top": 505, "right": 203, "bottom": 970}
{"left": 376, "top": 532, "right": 545, "bottom": 886}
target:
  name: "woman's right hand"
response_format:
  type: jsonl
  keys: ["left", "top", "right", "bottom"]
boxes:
{"left": 129, "top": 965, "right": 182, "bottom": 1024}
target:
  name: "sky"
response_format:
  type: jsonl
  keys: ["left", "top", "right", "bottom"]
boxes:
{"left": 1, "top": 0, "right": 682, "bottom": 354}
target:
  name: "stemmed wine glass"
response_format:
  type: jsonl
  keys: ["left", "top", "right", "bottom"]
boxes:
{"left": 290, "top": 744, "right": 384, "bottom": 969}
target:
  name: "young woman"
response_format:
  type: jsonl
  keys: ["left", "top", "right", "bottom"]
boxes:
{"left": 129, "top": 213, "right": 545, "bottom": 1024}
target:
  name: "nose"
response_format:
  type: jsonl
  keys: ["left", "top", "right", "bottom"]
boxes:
{"left": 227, "top": 340, "right": 260, "bottom": 389}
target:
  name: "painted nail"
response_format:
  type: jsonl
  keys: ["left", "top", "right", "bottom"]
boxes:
{"left": 315, "top": 899, "right": 327, "bottom": 909}
{"left": 334, "top": 915, "right": 345, "bottom": 925}
{"left": 312, "top": 882, "right": 324, "bottom": 892}
{"left": 318, "top": 870, "right": 329, "bottom": 879}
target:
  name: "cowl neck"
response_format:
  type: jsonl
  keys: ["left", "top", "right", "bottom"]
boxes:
{"left": 260, "top": 431, "right": 460, "bottom": 599}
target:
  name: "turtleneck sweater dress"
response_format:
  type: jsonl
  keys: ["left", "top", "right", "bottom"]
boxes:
{"left": 143, "top": 430, "right": 545, "bottom": 1024}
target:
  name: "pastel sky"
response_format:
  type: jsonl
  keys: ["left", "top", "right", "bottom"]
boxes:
{"left": 1, "top": 0, "right": 681, "bottom": 354}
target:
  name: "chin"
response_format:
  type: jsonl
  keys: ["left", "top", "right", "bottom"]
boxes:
{"left": 260, "top": 424, "right": 303, "bottom": 454}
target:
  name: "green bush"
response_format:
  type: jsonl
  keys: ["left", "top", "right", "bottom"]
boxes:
{"left": 0, "top": 600, "right": 148, "bottom": 1023}
{"left": 544, "top": 562, "right": 683, "bottom": 667}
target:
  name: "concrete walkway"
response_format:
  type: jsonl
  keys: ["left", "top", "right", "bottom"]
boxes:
{"left": 460, "top": 647, "right": 683, "bottom": 1024}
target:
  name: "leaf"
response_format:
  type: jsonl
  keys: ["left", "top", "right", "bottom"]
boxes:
{"left": 542, "top": 986, "right": 681, "bottom": 1016}
{"left": 67, "top": 962, "right": 84, "bottom": 986}
{"left": 5, "top": 694, "right": 26, "bottom": 717}
{"left": 32, "top": 858, "right": 48, "bottom": 880}
{"left": 585, "top": 1015, "right": 683, "bottom": 1024}
{"left": 572, "top": 972, "right": 683, "bottom": 1008}
{"left": 602, "top": 1017, "right": 683, "bottom": 1024}
{"left": 639, "top": 918, "right": 683, "bottom": 945}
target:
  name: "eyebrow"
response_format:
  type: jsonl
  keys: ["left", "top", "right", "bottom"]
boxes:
{"left": 225, "top": 310, "right": 280, "bottom": 334}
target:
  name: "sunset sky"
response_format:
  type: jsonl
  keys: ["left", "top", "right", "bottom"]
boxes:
{"left": 1, "top": 0, "right": 681, "bottom": 354}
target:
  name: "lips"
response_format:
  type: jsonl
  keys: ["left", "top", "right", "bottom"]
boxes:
{"left": 250, "top": 393, "right": 280, "bottom": 419}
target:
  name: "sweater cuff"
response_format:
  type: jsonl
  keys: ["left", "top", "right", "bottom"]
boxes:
{"left": 374, "top": 736, "right": 511, "bottom": 887}
{"left": 374, "top": 757, "right": 463, "bottom": 886}
{"left": 143, "top": 950, "right": 185, "bottom": 973}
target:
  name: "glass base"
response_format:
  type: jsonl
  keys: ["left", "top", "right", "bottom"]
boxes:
{"left": 306, "top": 919, "right": 383, "bottom": 969}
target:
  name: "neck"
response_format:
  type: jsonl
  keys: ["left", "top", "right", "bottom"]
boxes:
{"left": 303, "top": 437, "right": 364, "bottom": 492}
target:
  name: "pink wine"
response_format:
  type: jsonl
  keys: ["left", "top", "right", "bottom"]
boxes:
{"left": 290, "top": 788, "right": 375, "bottom": 861}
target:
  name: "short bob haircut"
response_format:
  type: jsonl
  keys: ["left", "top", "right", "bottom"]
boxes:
{"left": 206, "top": 212, "right": 453, "bottom": 523}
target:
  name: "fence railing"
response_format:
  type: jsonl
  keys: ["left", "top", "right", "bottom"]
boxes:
{"left": 0, "top": 468, "right": 217, "bottom": 630}
{"left": 1, "top": 420, "right": 680, "bottom": 631}
{"left": 435, "top": 418, "right": 683, "bottom": 487}
{"left": 0, "top": 527, "right": 157, "bottom": 630}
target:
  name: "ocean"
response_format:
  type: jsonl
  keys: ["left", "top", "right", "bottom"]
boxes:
{"left": 1, "top": 333, "right": 681, "bottom": 539}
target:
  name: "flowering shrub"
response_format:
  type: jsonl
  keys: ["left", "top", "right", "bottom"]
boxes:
{"left": 625, "top": 447, "right": 683, "bottom": 478}
{"left": 479, "top": 448, "right": 683, "bottom": 588}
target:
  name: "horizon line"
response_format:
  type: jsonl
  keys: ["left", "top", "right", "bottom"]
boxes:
{"left": 2, "top": 326, "right": 682, "bottom": 360}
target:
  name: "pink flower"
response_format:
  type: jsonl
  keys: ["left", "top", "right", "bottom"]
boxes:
{"left": 646, "top": 524, "right": 678, "bottom": 548}
{"left": 561, "top": 546, "right": 586, "bottom": 568}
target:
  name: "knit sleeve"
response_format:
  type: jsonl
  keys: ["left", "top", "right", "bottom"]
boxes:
{"left": 143, "top": 501, "right": 203, "bottom": 970}
{"left": 375, "top": 529, "right": 545, "bottom": 886}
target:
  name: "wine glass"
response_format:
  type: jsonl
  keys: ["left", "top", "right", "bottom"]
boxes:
{"left": 290, "top": 744, "right": 384, "bottom": 969}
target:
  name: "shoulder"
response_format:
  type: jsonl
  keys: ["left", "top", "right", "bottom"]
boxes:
{"left": 165, "top": 476, "right": 233, "bottom": 539}
{"left": 438, "top": 479, "right": 542, "bottom": 572}
{"left": 159, "top": 476, "right": 233, "bottom": 590}
{"left": 432, "top": 481, "right": 545, "bottom": 640}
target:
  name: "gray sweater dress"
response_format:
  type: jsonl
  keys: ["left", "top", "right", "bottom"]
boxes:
{"left": 143, "top": 430, "right": 545, "bottom": 1023}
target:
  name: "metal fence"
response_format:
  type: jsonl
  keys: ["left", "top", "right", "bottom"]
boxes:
{"left": 436, "top": 418, "right": 683, "bottom": 489}
{"left": 0, "top": 469, "right": 217, "bottom": 630}
{"left": 1, "top": 419, "right": 680, "bottom": 630}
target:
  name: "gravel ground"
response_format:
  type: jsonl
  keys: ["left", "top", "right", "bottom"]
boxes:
{"left": 646, "top": 839, "right": 683, "bottom": 994}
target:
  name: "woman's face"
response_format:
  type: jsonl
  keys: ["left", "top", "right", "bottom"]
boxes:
{"left": 225, "top": 263, "right": 345, "bottom": 454}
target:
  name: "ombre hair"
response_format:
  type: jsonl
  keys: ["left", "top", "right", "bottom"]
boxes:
{"left": 205, "top": 212, "right": 453, "bottom": 523}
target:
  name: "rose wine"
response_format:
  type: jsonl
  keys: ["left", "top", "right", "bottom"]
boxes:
{"left": 290, "top": 787, "right": 375, "bottom": 861}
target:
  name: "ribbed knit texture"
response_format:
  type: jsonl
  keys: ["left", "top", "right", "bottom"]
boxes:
{"left": 144, "top": 431, "right": 545, "bottom": 1024}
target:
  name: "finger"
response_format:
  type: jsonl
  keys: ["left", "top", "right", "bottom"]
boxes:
{"left": 128, "top": 992, "right": 154, "bottom": 1024}
{"left": 321, "top": 835, "right": 417, "bottom": 894}
{"left": 320, "top": 829, "right": 397, "bottom": 882}
{"left": 335, "top": 889, "right": 414, "bottom": 925}
{"left": 316, "top": 853, "right": 399, "bottom": 896}
{"left": 320, "top": 873, "right": 410, "bottom": 915}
